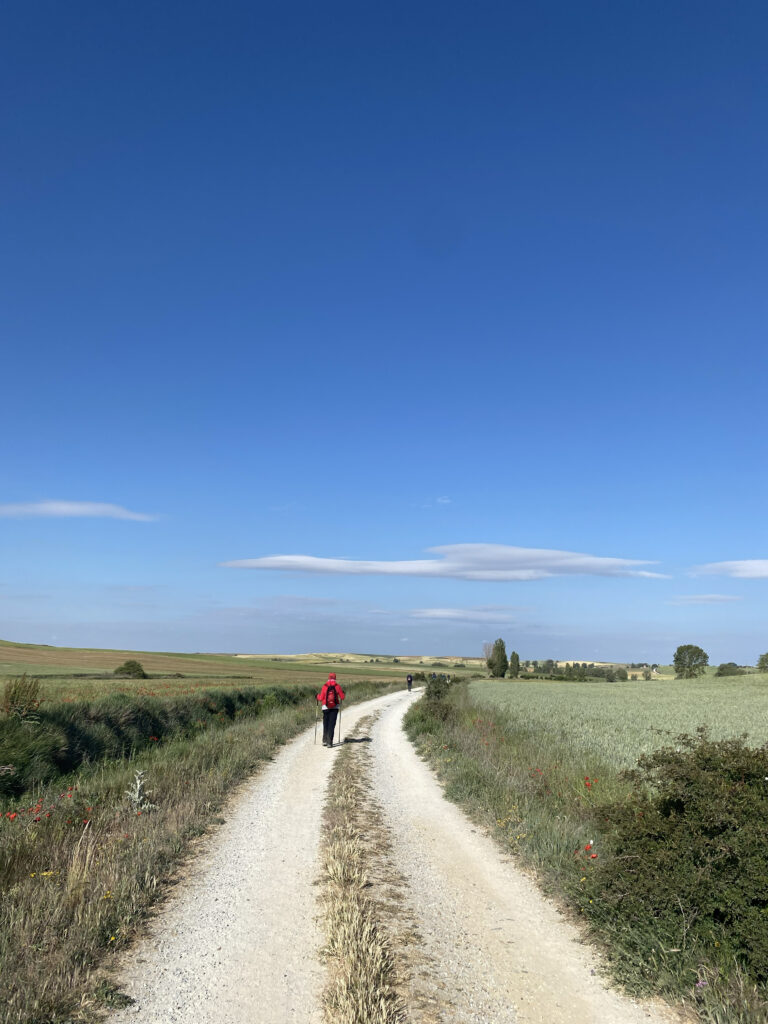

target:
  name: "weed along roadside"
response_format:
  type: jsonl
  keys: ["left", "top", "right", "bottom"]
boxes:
{"left": 404, "top": 677, "right": 768, "bottom": 1024}
{"left": 0, "top": 677, "right": 403, "bottom": 1024}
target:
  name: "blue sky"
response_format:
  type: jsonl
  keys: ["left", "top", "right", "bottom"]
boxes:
{"left": 2, "top": 1, "right": 767, "bottom": 663}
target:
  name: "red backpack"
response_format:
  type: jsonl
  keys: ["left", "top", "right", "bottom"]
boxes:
{"left": 325, "top": 683, "right": 339, "bottom": 709}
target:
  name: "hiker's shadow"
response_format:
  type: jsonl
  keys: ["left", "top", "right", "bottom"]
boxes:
{"left": 343, "top": 736, "right": 373, "bottom": 744}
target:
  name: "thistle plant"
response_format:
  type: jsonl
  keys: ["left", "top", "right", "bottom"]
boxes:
{"left": 125, "top": 770, "right": 157, "bottom": 813}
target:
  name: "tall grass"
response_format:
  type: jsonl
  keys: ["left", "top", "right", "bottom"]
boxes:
{"left": 0, "top": 680, "right": 402, "bottom": 1024}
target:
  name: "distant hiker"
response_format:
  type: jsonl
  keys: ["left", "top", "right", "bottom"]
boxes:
{"left": 317, "top": 672, "right": 345, "bottom": 747}
{"left": 406, "top": 674, "right": 413, "bottom": 692}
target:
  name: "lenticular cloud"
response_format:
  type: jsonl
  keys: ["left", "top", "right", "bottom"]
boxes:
{"left": 694, "top": 560, "right": 768, "bottom": 579}
{"left": 0, "top": 501, "right": 155, "bottom": 522}
{"left": 222, "top": 543, "right": 665, "bottom": 580}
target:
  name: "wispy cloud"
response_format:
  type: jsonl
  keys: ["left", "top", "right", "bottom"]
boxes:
{"left": 410, "top": 606, "right": 524, "bottom": 624}
{"left": 693, "top": 560, "right": 768, "bottom": 579}
{"left": 222, "top": 543, "right": 667, "bottom": 580}
{"left": 0, "top": 501, "right": 156, "bottom": 522}
{"left": 667, "top": 594, "right": 743, "bottom": 606}
{"left": 436, "top": 496, "right": 452, "bottom": 504}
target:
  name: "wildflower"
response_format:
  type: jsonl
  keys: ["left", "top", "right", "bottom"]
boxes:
{"left": 590, "top": 853, "right": 598, "bottom": 859}
{"left": 7, "top": 812, "right": 17, "bottom": 820}
{"left": 584, "top": 843, "right": 592, "bottom": 851}
{"left": 580, "top": 876, "right": 586, "bottom": 882}
{"left": 109, "top": 936, "right": 116, "bottom": 942}
{"left": 696, "top": 979, "right": 707, "bottom": 989}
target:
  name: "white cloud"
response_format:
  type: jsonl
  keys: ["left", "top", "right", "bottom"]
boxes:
{"left": 436, "top": 496, "right": 452, "bottom": 504}
{"left": 667, "top": 594, "right": 743, "bottom": 605}
{"left": 411, "top": 606, "right": 523, "bottom": 624}
{"left": 222, "top": 543, "right": 666, "bottom": 580}
{"left": 0, "top": 501, "right": 155, "bottom": 522}
{"left": 693, "top": 560, "right": 768, "bottom": 579}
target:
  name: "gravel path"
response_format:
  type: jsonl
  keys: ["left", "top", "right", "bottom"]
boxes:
{"left": 108, "top": 689, "right": 410, "bottom": 1024}
{"left": 108, "top": 689, "right": 679, "bottom": 1024}
{"left": 370, "top": 696, "right": 679, "bottom": 1024}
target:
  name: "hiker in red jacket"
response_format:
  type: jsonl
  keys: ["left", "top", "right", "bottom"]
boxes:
{"left": 317, "top": 672, "right": 345, "bottom": 747}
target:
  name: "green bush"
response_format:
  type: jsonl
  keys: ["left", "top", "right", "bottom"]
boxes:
{"left": 715, "top": 662, "right": 746, "bottom": 677}
{"left": 582, "top": 730, "right": 768, "bottom": 1001}
{"left": 114, "top": 659, "right": 147, "bottom": 678}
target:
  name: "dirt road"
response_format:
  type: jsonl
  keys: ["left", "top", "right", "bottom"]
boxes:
{"left": 109, "top": 690, "right": 676, "bottom": 1024}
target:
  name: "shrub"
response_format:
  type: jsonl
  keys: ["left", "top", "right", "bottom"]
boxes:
{"left": 582, "top": 730, "right": 768, "bottom": 999}
{"left": 758, "top": 653, "right": 768, "bottom": 673}
{"left": 715, "top": 662, "right": 745, "bottom": 677}
{"left": 114, "top": 659, "right": 147, "bottom": 678}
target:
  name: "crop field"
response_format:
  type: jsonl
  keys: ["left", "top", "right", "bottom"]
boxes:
{"left": 0, "top": 639, "right": 438, "bottom": 701}
{"left": 470, "top": 671, "right": 768, "bottom": 769}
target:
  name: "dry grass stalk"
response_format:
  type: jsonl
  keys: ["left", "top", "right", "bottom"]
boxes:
{"left": 319, "top": 723, "right": 405, "bottom": 1024}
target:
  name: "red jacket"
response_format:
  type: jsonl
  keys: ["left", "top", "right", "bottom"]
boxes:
{"left": 317, "top": 680, "right": 345, "bottom": 708}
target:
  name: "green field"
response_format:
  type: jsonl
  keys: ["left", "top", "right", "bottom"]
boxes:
{"left": 470, "top": 671, "right": 768, "bottom": 768}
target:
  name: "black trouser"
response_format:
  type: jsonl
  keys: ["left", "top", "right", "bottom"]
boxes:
{"left": 322, "top": 708, "right": 339, "bottom": 745}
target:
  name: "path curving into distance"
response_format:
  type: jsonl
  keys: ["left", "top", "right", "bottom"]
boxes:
{"left": 109, "top": 689, "right": 678, "bottom": 1024}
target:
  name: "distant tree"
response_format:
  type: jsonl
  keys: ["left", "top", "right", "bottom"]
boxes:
{"left": 615, "top": 667, "right": 628, "bottom": 681}
{"left": 114, "top": 659, "right": 147, "bottom": 679}
{"left": 531, "top": 660, "right": 539, "bottom": 669}
{"left": 715, "top": 662, "right": 745, "bottom": 677}
{"left": 508, "top": 651, "right": 520, "bottom": 678}
{"left": 758, "top": 653, "right": 768, "bottom": 673}
{"left": 486, "top": 638, "right": 509, "bottom": 678}
{"left": 542, "top": 659, "right": 555, "bottom": 675}
{"left": 605, "top": 669, "right": 616, "bottom": 682}
{"left": 673, "top": 644, "right": 709, "bottom": 679}
{"left": 643, "top": 669, "right": 652, "bottom": 681}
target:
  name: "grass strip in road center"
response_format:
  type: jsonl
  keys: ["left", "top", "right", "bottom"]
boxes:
{"left": 318, "top": 715, "right": 405, "bottom": 1024}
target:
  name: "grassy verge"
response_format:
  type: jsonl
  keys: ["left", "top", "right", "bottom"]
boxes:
{"left": 1, "top": 681, "right": 401, "bottom": 1024}
{"left": 319, "top": 717, "right": 405, "bottom": 1024}
{"left": 404, "top": 682, "right": 768, "bottom": 1024}
{"left": 0, "top": 681, "right": 320, "bottom": 798}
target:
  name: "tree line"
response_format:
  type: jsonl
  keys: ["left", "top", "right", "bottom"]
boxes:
{"left": 482, "top": 639, "right": 768, "bottom": 681}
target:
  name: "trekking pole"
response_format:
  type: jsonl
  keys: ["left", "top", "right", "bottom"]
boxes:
{"left": 338, "top": 703, "right": 342, "bottom": 745}
{"left": 314, "top": 700, "right": 319, "bottom": 745}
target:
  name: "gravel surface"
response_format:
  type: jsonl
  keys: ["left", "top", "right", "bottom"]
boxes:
{"left": 370, "top": 696, "right": 680, "bottom": 1024}
{"left": 108, "top": 689, "right": 410, "bottom": 1024}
